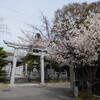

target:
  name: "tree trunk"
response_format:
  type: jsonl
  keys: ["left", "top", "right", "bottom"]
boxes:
{"left": 86, "top": 81, "right": 92, "bottom": 96}
{"left": 70, "top": 65, "right": 76, "bottom": 96}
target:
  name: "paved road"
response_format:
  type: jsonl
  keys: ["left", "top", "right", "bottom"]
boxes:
{"left": 0, "top": 84, "right": 74, "bottom": 100}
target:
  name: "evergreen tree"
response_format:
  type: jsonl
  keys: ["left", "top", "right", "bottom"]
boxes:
{"left": 0, "top": 47, "right": 8, "bottom": 80}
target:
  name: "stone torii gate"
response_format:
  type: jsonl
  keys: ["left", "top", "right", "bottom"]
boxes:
{"left": 4, "top": 40, "right": 47, "bottom": 86}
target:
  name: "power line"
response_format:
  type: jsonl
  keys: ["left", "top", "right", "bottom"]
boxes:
{"left": 0, "top": 4, "right": 34, "bottom": 20}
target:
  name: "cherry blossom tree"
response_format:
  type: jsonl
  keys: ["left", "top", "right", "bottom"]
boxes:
{"left": 51, "top": 12, "right": 100, "bottom": 95}
{"left": 50, "top": 2, "right": 100, "bottom": 96}
{"left": 18, "top": 12, "right": 53, "bottom": 47}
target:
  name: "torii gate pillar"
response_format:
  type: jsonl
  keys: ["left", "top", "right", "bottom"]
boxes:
{"left": 40, "top": 51, "right": 45, "bottom": 85}
{"left": 10, "top": 48, "right": 18, "bottom": 86}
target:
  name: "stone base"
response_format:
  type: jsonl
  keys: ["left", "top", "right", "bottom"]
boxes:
{"left": 8, "top": 83, "right": 39, "bottom": 87}
{"left": 40, "top": 83, "right": 45, "bottom": 86}
{"left": 8, "top": 84, "right": 15, "bottom": 86}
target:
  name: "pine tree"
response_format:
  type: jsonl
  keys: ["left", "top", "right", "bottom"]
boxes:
{"left": 0, "top": 47, "right": 8, "bottom": 80}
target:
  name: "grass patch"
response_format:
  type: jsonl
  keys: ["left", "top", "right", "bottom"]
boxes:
{"left": 0, "top": 83, "right": 8, "bottom": 87}
{"left": 76, "top": 93, "right": 100, "bottom": 100}
{"left": 46, "top": 81, "right": 69, "bottom": 86}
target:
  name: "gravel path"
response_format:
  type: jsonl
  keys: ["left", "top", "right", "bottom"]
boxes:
{"left": 0, "top": 84, "right": 75, "bottom": 100}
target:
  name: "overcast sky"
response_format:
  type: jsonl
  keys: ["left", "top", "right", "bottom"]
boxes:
{"left": 0, "top": 0, "right": 98, "bottom": 50}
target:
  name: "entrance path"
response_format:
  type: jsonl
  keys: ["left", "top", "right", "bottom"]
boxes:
{"left": 0, "top": 83, "right": 75, "bottom": 100}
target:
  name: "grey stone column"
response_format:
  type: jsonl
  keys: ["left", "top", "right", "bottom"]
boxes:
{"left": 9, "top": 48, "right": 18, "bottom": 86}
{"left": 40, "top": 52, "right": 45, "bottom": 85}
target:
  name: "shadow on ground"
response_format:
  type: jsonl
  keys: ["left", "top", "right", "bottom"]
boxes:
{"left": 40, "top": 84, "right": 74, "bottom": 100}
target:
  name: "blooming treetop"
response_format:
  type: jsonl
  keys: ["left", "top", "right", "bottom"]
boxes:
{"left": 51, "top": 13, "right": 100, "bottom": 66}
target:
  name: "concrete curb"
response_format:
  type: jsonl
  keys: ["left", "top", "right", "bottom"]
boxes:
{"left": 8, "top": 83, "right": 40, "bottom": 87}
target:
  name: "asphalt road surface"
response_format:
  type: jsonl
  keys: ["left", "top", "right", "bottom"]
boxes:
{"left": 0, "top": 84, "right": 74, "bottom": 100}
